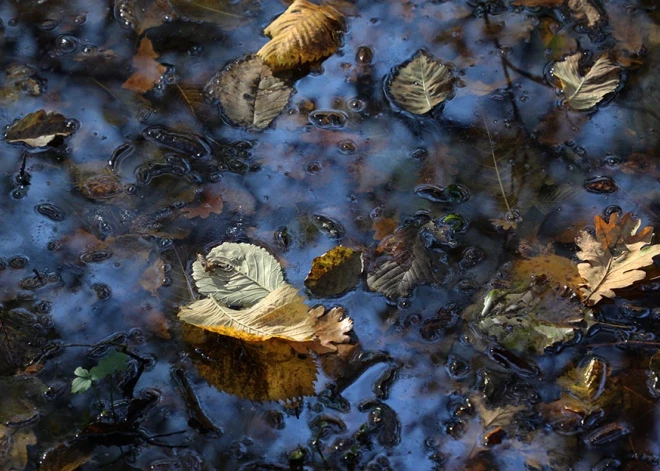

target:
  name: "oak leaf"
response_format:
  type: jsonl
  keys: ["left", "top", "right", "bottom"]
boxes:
{"left": 205, "top": 56, "right": 294, "bottom": 130}
{"left": 304, "top": 246, "right": 363, "bottom": 298}
{"left": 576, "top": 213, "right": 660, "bottom": 305}
{"left": 386, "top": 50, "right": 454, "bottom": 115}
{"left": 5, "top": 110, "right": 76, "bottom": 148}
{"left": 122, "top": 37, "right": 166, "bottom": 94}
{"left": 551, "top": 53, "right": 621, "bottom": 110}
{"left": 256, "top": 0, "right": 345, "bottom": 70}
{"left": 567, "top": 0, "right": 600, "bottom": 27}
{"left": 305, "top": 306, "right": 353, "bottom": 354}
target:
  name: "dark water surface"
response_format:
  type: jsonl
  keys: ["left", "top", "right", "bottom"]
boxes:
{"left": 0, "top": 0, "right": 659, "bottom": 470}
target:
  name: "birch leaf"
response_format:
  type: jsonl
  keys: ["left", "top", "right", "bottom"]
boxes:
{"left": 386, "top": 50, "right": 454, "bottom": 115}
{"left": 551, "top": 53, "right": 621, "bottom": 110}
{"left": 5, "top": 110, "right": 76, "bottom": 148}
{"left": 192, "top": 242, "right": 285, "bottom": 307}
{"left": 178, "top": 284, "right": 316, "bottom": 342}
{"left": 205, "top": 56, "right": 294, "bottom": 131}
{"left": 576, "top": 213, "right": 660, "bottom": 305}
{"left": 256, "top": 0, "right": 345, "bottom": 70}
{"left": 567, "top": 0, "right": 601, "bottom": 27}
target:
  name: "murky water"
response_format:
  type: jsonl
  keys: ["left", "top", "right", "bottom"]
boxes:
{"left": 0, "top": 0, "right": 659, "bottom": 470}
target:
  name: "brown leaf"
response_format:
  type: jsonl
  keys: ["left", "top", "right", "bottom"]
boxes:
{"left": 512, "top": 254, "right": 583, "bottom": 290}
{"left": 256, "top": 0, "right": 345, "bottom": 70}
{"left": 139, "top": 257, "right": 166, "bottom": 296}
{"left": 181, "top": 189, "right": 224, "bottom": 219}
{"left": 0, "top": 426, "right": 36, "bottom": 470}
{"left": 299, "top": 306, "right": 353, "bottom": 354}
{"left": 551, "top": 53, "right": 621, "bottom": 110}
{"left": 568, "top": 0, "right": 601, "bottom": 27}
{"left": 122, "top": 38, "right": 166, "bottom": 94}
{"left": 304, "top": 246, "right": 363, "bottom": 298}
{"left": 5, "top": 110, "right": 76, "bottom": 148}
{"left": 511, "top": 0, "right": 563, "bottom": 6}
{"left": 372, "top": 218, "right": 398, "bottom": 241}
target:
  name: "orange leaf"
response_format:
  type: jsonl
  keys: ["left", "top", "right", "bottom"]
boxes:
{"left": 122, "top": 38, "right": 166, "bottom": 94}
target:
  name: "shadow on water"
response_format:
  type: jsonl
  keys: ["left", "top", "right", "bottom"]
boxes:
{"left": 0, "top": 0, "right": 659, "bottom": 469}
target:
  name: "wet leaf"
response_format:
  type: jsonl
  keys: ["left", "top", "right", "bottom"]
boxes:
{"left": 471, "top": 278, "right": 593, "bottom": 354}
{"left": 184, "top": 325, "right": 317, "bottom": 402}
{"left": 304, "top": 246, "right": 363, "bottom": 298}
{"left": 386, "top": 50, "right": 454, "bottom": 115}
{"left": 0, "top": 425, "right": 36, "bottom": 471}
{"left": 205, "top": 56, "right": 294, "bottom": 130}
{"left": 305, "top": 306, "right": 353, "bottom": 354}
{"left": 181, "top": 189, "right": 223, "bottom": 219}
{"left": 557, "top": 357, "right": 610, "bottom": 407}
{"left": 0, "top": 309, "right": 51, "bottom": 376}
{"left": 90, "top": 351, "right": 130, "bottom": 380}
{"left": 576, "top": 213, "right": 660, "bottom": 305}
{"left": 367, "top": 221, "right": 454, "bottom": 298}
{"left": 551, "top": 53, "right": 621, "bottom": 110}
{"left": 39, "top": 441, "right": 93, "bottom": 471}
{"left": 139, "top": 257, "right": 166, "bottom": 296}
{"left": 168, "top": 0, "right": 258, "bottom": 30}
{"left": 256, "top": 0, "right": 345, "bottom": 70}
{"left": 71, "top": 368, "right": 93, "bottom": 393}
{"left": 512, "top": 254, "right": 582, "bottom": 290}
{"left": 178, "top": 284, "right": 316, "bottom": 342}
{"left": 511, "top": 0, "right": 563, "bottom": 6}
{"left": 122, "top": 37, "right": 167, "bottom": 94}
{"left": 5, "top": 110, "right": 76, "bottom": 148}
{"left": 192, "top": 242, "right": 285, "bottom": 307}
{"left": 567, "top": 0, "right": 601, "bottom": 27}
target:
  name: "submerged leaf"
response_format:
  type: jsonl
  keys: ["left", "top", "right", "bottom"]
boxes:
{"left": 122, "top": 37, "right": 167, "bottom": 94}
{"left": 367, "top": 220, "right": 454, "bottom": 298}
{"left": 551, "top": 53, "right": 621, "bottom": 110}
{"left": 90, "top": 351, "right": 130, "bottom": 381}
{"left": 192, "top": 242, "right": 285, "bottom": 307}
{"left": 567, "top": 0, "right": 601, "bottom": 27}
{"left": 0, "top": 425, "right": 36, "bottom": 471}
{"left": 205, "top": 56, "right": 294, "bottom": 130}
{"left": 576, "top": 213, "right": 660, "bottom": 305}
{"left": 256, "top": 0, "right": 345, "bottom": 70}
{"left": 168, "top": 0, "right": 257, "bottom": 29}
{"left": 386, "top": 50, "right": 454, "bottom": 115}
{"left": 178, "top": 284, "right": 316, "bottom": 342}
{"left": 5, "top": 110, "right": 76, "bottom": 148}
{"left": 304, "top": 246, "right": 363, "bottom": 297}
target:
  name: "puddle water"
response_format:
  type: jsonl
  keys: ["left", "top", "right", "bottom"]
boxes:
{"left": 0, "top": 0, "right": 659, "bottom": 470}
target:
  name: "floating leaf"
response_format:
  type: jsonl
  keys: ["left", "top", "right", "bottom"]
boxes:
{"left": 0, "top": 425, "right": 36, "bottom": 471}
{"left": 256, "top": 0, "right": 345, "bottom": 70}
{"left": 1, "top": 308, "right": 52, "bottom": 376}
{"left": 367, "top": 220, "right": 454, "bottom": 298}
{"left": 551, "top": 53, "right": 621, "bottom": 110}
{"left": 205, "top": 56, "right": 294, "bottom": 130}
{"left": 386, "top": 50, "right": 454, "bottom": 115}
{"left": 184, "top": 325, "right": 317, "bottom": 402}
{"left": 90, "top": 351, "right": 130, "bottom": 380}
{"left": 178, "top": 284, "right": 316, "bottom": 342}
{"left": 304, "top": 306, "right": 353, "bottom": 354}
{"left": 512, "top": 254, "right": 583, "bottom": 290}
{"left": 304, "top": 246, "right": 363, "bottom": 298}
{"left": 122, "top": 37, "right": 167, "bottom": 94}
{"left": 192, "top": 242, "right": 284, "bottom": 307}
{"left": 576, "top": 213, "right": 660, "bottom": 305}
{"left": 71, "top": 368, "right": 93, "bottom": 394}
{"left": 567, "top": 0, "right": 601, "bottom": 27}
{"left": 5, "top": 110, "right": 76, "bottom": 148}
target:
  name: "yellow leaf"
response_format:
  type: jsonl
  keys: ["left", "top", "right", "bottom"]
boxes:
{"left": 178, "top": 284, "right": 317, "bottom": 342}
{"left": 256, "top": 0, "right": 345, "bottom": 70}
{"left": 122, "top": 37, "right": 167, "bottom": 94}
{"left": 551, "top": 53, "right": 621, "bottom": 110}
{"left": 576, "top": 213, "right": 660, "bottom": 305}
{"left": 304, "top": 246, "right": 363, "bottom": 297}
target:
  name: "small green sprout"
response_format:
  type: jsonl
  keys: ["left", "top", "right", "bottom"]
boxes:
{"left": 71, "top": 350, "right": 130, "bottom": 394}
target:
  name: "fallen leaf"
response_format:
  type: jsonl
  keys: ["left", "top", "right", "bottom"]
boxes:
{"left": 256, "top": 0, "right": 345, "bottom": 70}
{"left": 122, "top": 37, "right": 167, "bottom": 94}
{"left": 184, "top": 325, "right": 317, "bottom": 402}
{"left": 576, "top": 213, "right": 660, "bottom": 305}
{"left": 1, "top": 308, "right": 52, "bottom": 376}
{"left": 181, "top": 189, "right": 224, "bottom": 219}
{"left": 302, "top": 306, "right": 353, "bottom": 354}
{"left": 205, "top": 55, "right": 294, "bottom": 130}
{"left": 168, "top": 0, "right": 258, "bottom": 30}
{"left": 39, "top": 441, "right": 94, "bottom": 471}
{"left": 551, "top": 53, "right": 621, "bottom": 110}
{"left": 511, "top": 0, "right": 563, "bottom": 6}
{"left": 385, "top": 50, "right": 454, "bottom": 115}
{"left": 567, "top": 0, "right": 601, "bottom": 27}
{"left": 192, "top": 242, "right": 285, "bottom": 307}
{"left": 512, "top": 254, "right": 582, "bottom": 290}
{"left": 139, "top": 257, "right": 166, "bottom": 296}
{"left": 372, "top": 218, "right": 398, "bottom": 241}
{"left": 5, "top": 110, "right": 76, "bottom": 148}
{"left": 178, "top": 284, "right": 316, "bottom": 342}
{"left": 304, "top": 246, "right": 363, "bottom": 298}
{"left": 0, "top": 425, "right": 36, "bottom": 471}
{"left": 367, "top": 220, "right": 454, "bottom": 298}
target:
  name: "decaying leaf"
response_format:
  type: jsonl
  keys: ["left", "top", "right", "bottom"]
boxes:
{"left": 512, "top": 254, "right": 583, "bottom": 290}
{"left": 184, "top": 325, "right": 317, "bottom": 402}
{"left": 551, "top": 53, "right": 621, "bottom": 110}
{"left": 1, "top": 309, "right": 52, "bottom": 376}
{"left": 122, "top": 37, "right": 167, "bottom": 94}
{"left": 470, "top": 277, "right": 594, "bottom": 354}
{"left": 367, "top": 220, "right": 454, "bottom": 298}
{"left": 192, "top": 242, "right": 285, "bottom": 307}
{"left": 181, "top": 189, "right": 223, "bottom": 219}
{"left": 576, "top": 212, "right": 660, "bottom": 305}
{"left": 0, "top": 425, "right": 36, "bottom": 471}
{"left": 304, "top": 246, "right": 363, "bottom": 298}
{"left": 256, "top": 0, "right": 345, "bottom": 70}
{"left": 179, "top": 283, "right": 316, "bottom": 342}
{"left": 567, "top": 0, "right": 601, "bottom": 27}
{"left": 5, "top": 110, "right": 76, "bottom": 148}
{"left": 205, "top": 56, "right": 294, "bottom": 130}
{"left": 305, "top": 306, "right": 353, "bottom": 354}
{"left": 386, "top": 50, "right": 454, "bottom": 115}
{"left": 139, "top": 257, "right": 166, "bottom": 296}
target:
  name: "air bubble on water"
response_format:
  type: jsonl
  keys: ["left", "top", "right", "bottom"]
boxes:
{"left": 355, "top": 46, "right": 374, "bottom": 65}
{"left": 38, "top": 19, "right": 59, "bottom": 31}
{"left": 54, "top": 35, "right": 79, "bottom": 54}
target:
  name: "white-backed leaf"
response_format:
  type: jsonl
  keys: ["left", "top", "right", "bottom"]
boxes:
{"left": 386, "top": 50, "right": 454, "bottom": 115}
{"left": 205, "top": 56, "right": 294, "bottom": 131}
{"left": 551, "top": 53, "right": 621, "bottom": 110}
{"left": 192, "top": 242, "right": 285, "bottom": 307}
{"left": 178, "top": 284, "right": 316, "bottom": 342}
